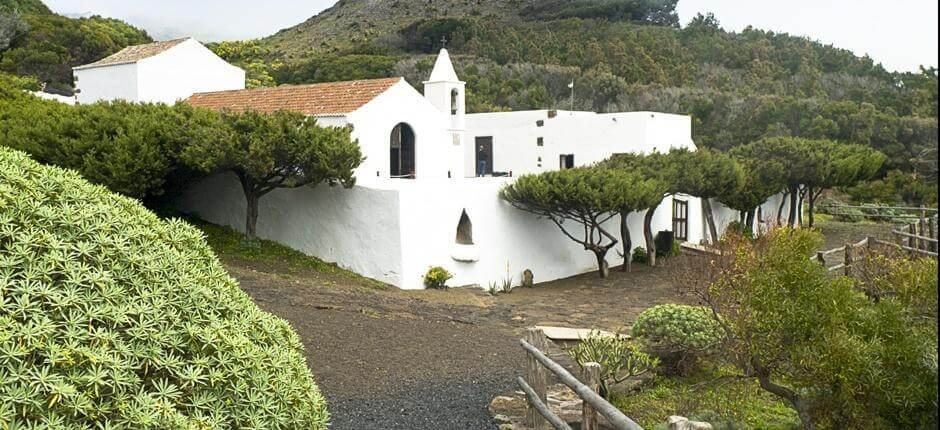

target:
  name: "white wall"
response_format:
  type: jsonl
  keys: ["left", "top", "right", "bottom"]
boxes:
{"left": 74, "top": 39, "right": 244, "bottom": 105}
{"left": 137, "top": 39, "right": 245, "bottom": 104}
{"left": 394, "top": 178, "right": 682, "bottom": 289}
{"left": 176, "top": 172, "right": 405, "bottom": 286}
{"left": 347, "top": 80, "right": 465, "bottom": 184}
{"left": 74, "top": 63, "right": 138, "bottom": 104}
{"left": 464, "top": 110, "right": 696, "bottom": 177}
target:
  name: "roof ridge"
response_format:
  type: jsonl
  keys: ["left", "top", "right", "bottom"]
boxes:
{"left": 74, "top": 38, "right": 193, "bottom": 70}
{"left": 186, "top": 77, "right": 403, "bottom": 116}
{"left": 191, "top": 77, "right": 403, "bottom": 97}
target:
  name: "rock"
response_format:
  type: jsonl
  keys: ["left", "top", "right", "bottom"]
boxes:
{"left": 668, "top": 415, "right": 713, "bottom": 430}
{"left": 492, "top": 414, "right": 512, "bottom": 424}
{"left": 522, "top": 269, "right": 534, "bottom": 287}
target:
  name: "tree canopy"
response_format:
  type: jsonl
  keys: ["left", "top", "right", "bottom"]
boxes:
{"left": 183, "top": 110, "right": 363, "bottom": 240}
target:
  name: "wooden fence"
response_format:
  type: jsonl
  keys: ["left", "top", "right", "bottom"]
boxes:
{"left": 518, "top": 328, "right": 644, "bottom": 430}
{"left": 822, "top": 204, "right": 938, "bottom": 220}
{"left": 892, "top": 214, "right": 938, "bottom": 256}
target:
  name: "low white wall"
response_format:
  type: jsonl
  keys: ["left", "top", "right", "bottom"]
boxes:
{"left": 176, "top": 172, "right": 404, "bottom": 285}
{"left": 393, "top": 178, "right": 679, "bottom": 289}
{"left": 75, "top": 63, "right": 139, "bottom": 104}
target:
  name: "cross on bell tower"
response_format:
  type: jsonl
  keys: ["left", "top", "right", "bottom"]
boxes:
{"left": 440, "top": 35, "right": 448, "bottom": 49}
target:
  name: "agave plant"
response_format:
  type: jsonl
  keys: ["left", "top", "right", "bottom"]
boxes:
{"left": 0, "top": 148, "right": 329, "bottom": 428}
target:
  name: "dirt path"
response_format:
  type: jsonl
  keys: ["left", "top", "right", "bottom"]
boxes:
{"left": 222, "top": 255, "right": 692, "bottom": 430}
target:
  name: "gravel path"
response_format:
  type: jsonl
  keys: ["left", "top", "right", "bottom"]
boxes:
{"left": 221, "top": 256, "right": 697, "bottom": 429}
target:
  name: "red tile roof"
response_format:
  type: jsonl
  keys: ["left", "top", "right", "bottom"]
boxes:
{"left": 185, "top": 77, "right": 402, "bottom": 116}
{"left": 74, "top": 38, "right": 190, "bottom": 70}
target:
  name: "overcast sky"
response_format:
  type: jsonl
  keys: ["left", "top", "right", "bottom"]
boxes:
{"left": 43, "top": 0, "right": 938, "bottom": 73}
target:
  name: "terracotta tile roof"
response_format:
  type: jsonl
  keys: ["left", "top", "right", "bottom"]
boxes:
{"left": 185, "top": 77, "right": 402, "bottom": 116}
{"left": 74, "top": 38, "right": 190, "bottom": 70}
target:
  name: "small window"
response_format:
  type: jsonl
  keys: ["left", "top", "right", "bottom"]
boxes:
{"left": 536, "top": 120, "right": 544, "bottom": 127}
{"left": 456, "top": 210, "right": 473, "bottom": 245}
{"left": 673, "top": 199, "right": 689, "bottom": 241}
{"left": 450, "top": 89, "right": 459, "bottom": 115}
{"left": 559, "top": 154, "right": 574, "bottom": 170}
{"left": 537, "top": 137, "right": 544, "bottom": 147}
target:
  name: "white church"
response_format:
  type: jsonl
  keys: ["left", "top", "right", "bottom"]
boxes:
{"left": 73, "top": 38, "right": 789, "bottom": 289}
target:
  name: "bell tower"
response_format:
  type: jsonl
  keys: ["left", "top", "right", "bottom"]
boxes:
{"left": 423, "top": 48, "right": 465, "bottom": 130}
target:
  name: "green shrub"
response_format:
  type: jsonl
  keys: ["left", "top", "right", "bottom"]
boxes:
{"left": 423, "top": 266, "right": 453, "bottom": 289}
{"left": 632, "top": 304, "right": 724, "bottom": 375}
{"left": 0, "top": 148, "right": 328, "bottom": 428}
{"left": 567, "top": 331, "right": 658, "bottom": 399}
{"left": 632, "top": 246, "right": 648, "bottom": 264}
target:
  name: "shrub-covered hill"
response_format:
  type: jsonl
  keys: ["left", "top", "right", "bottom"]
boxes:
{"left": 0, "top": 0, "right": 152, "bottom": 93}
{"left": 0, "top": 147, "right": 329, "bottom": 428}
{"left": 234, "top": 0, "right": 938, "bottom": 185}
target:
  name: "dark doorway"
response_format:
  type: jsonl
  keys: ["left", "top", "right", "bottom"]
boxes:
{"left": 559, "top": 154, "right": 575, "bottom": 170}
{"left": 673, "top": 199, "right": 689, "bottom": 241}
{"left": 475, "top": 137, "right": 493, "bottom": 177}
{"left": 390, "top": 123, "right": 416, "bottom": 179}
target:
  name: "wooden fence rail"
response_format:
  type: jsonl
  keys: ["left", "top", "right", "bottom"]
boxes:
{"left": 518, "top": 328, "right": 644, "bottom": 430}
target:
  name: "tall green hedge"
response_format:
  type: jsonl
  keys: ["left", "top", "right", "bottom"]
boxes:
{"left": 0, "top": 148, "right": 328, "bottom": 428}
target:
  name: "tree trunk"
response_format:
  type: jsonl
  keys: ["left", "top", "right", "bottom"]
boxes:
{"left": 245, "top": 192, "right": 260, "bottom": 241}
{"left": 644, "top": 206, "right": 657, "bottom": 267}
{"left": 594, "top": 249, "right": 610, "bottom": 278}
{"left": 746, "top": 208, "right": 756, "bottom": 235}
{"left": 620, "top": 211, "right": 632, "bottom": 272}
{"left": 776, "top": 190, "right": 788, "bottom": 225}
{"left": 797, "top": 187, "right": 806, "bottom": 227}
{"left": 702, "top": 198, "right": 719, "bottom": 244}
{"left": 788, "top": 186, "right": 799, "bottom": 227}
{"left": 757, "top": 375, "right": 815, "bottom": 430}
{"left": 807, "top": 187, "right": 817, "bottom": 227}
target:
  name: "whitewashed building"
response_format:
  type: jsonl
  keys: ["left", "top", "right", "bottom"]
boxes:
{"left": 73, "top": 38, "right": 245, "bottom": 105}
{"left": 76, "top": 39, "right": 792, "bottom": 289}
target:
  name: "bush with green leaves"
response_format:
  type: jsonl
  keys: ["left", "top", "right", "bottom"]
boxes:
{"left": 423, "top": 266, "right": 453, "bottom": 289}
{"left": 0, "top": 148, "right": 328, "bottom": 428}
{"left": 567, "top": 331, "right": 658, "bottom": 399}
{"left": 632, "top": 304, "right": 724, "bottom": 375}
{"left": 631, "top": 246, "right": 648, "bottom": 264}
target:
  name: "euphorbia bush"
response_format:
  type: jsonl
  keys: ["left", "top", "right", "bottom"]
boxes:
{"left": 0, "top": 148, "right": 328, "bottom": 428}
{"left": 632, "top": 304, "right": 723, "bottom": 374}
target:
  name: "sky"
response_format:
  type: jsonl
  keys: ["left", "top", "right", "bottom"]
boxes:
{"left": 43, "top": 0, "right": 938, "bottom": 73}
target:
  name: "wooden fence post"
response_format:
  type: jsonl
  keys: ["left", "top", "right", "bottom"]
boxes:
{"left": 815, "top": 251, "right": 825, "bottom": 265}
{"left": 908, "top": 223, "right": 917, "bottom": 253}
{"left": 525, "top": 328, "right": 551, "bottom": 429}
{"left": 581, "top": 362, "right": 601, "bottom": 430}
{"left": 844, "top": 242, "right": 854, "bottom": 277}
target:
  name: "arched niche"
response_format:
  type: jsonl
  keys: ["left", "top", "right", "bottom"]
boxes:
{"left": 455, "top": 209, "right": 473, "bottom": 245}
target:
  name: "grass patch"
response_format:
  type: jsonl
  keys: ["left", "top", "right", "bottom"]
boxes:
{"left": 612, "top": 367, "right": 799, "bottom": 430}
{"left": 185, "top": 217, "right": 387, "bottom": 289}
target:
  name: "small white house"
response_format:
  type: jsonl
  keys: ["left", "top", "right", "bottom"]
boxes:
{"left": 73, "top": 38, "right": 245, "bottom": 105}
{"left": 75, "top": 39, "right": 793, "bottom": 289}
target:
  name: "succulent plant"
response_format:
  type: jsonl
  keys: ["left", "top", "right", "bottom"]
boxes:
{"left": 631, "top": 304, "right": 724, "bottom": 374}
{"left": 0, "top": 148, "right": 328, "bottom": 428}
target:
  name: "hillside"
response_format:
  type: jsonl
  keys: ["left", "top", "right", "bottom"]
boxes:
{"left": 240, "top": 0, "right": 938, "bottom": 181}
{"left": 0, "top": 0, "right": 151, "bottom": 92}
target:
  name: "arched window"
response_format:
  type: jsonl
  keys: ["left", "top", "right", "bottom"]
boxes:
{"left": 390, "top": 123, "right": 416, "bottom": 179}
{"left": 450, "top": 88, "right": 459, "bottom": 115}
{"left": 455, "top": 210, "right": 473, "bottom": 245}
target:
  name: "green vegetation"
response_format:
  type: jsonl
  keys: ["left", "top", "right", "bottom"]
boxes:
{"left": 0, "top": 147, "right": 329, "bottom": 428}
{"left": 0, "top": 87, "right": 219, "bottom": 203}
{"left": 183, "top": 110, "right": 363, "bottom": 240}
{"left": 613, "top": 367, "right": 800, "bottom": 429}
{"left": 0, "top": 0, "right": 151, "bottom": 93}
{"left": 692, "top": 228, "right": 938, "bottom": 428}
{"left": 567, "top": 331, "right": 658, "bottom": 399}
{"left": 500, "top": 167, "right": 636, "bottom": 277}
{"left": 632, "top": 304, "right": 723, "bottom": 375}
{"left": 422, "top": 266, "right": 453, "bottom": 290}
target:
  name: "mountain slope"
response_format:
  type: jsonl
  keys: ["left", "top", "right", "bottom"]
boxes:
{"left": 248, "top": 0, "right": 936, "bottom": 197}
{"left": 0, "top": 0, "right": 151, "bottom": 92}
